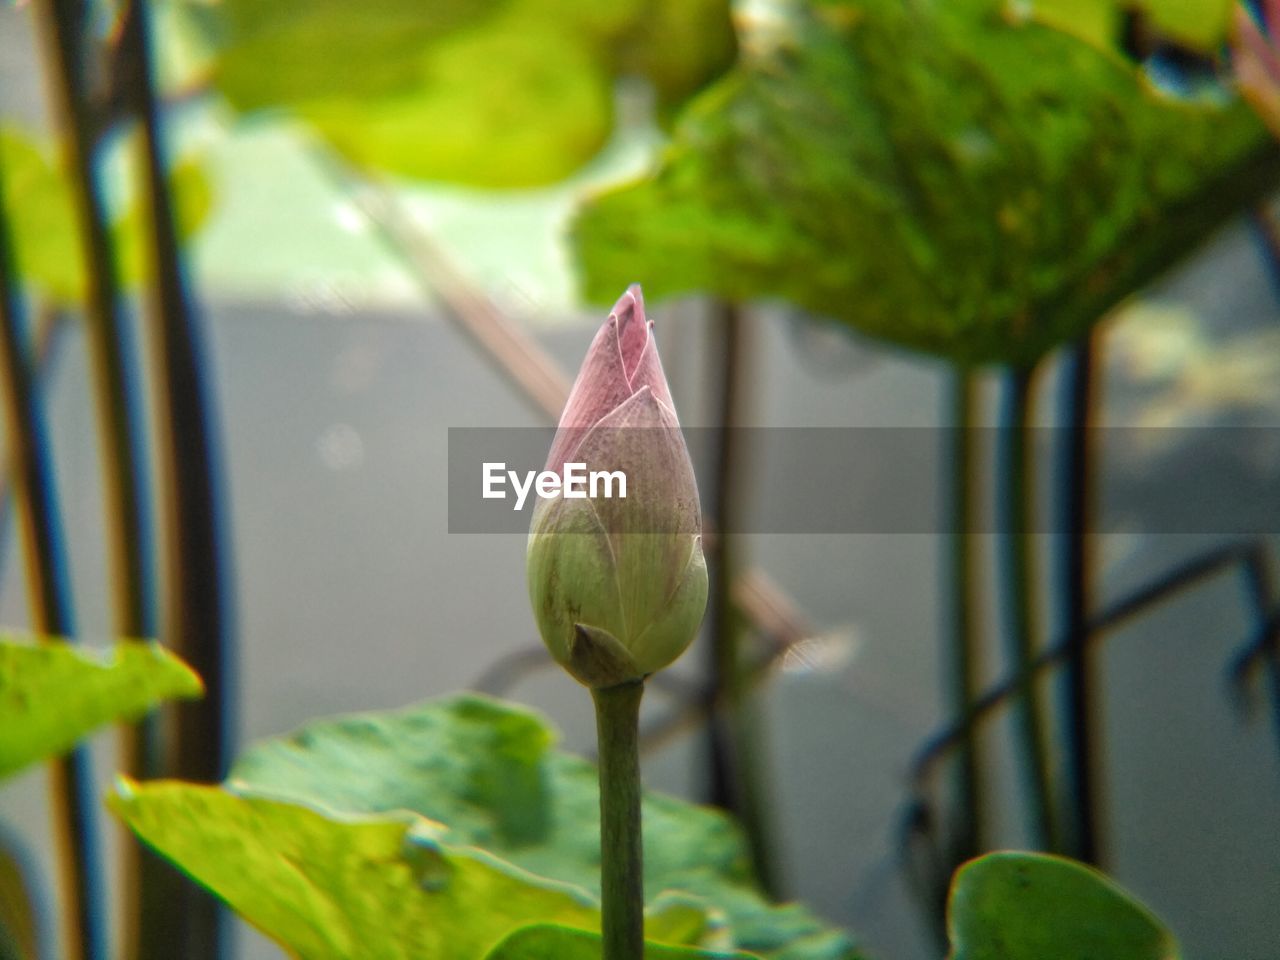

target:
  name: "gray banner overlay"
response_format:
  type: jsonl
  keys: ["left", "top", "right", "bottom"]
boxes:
{"left": 447, "top": 427, "right": 1280, "bottom": 534}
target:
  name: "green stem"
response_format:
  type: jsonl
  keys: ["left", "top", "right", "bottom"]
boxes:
{"left": 1000, "top": 367, "right": 1060, "bottom": 852}
{"left": 591, "top": 681, "right": 645, "bottom": 960}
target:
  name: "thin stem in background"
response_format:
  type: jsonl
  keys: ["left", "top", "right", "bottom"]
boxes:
{"left": 944, "top": 368, "right": 983, "bottom": 863}
{"left": 912, "top": 539, "right": 1278, "bottom": 785}
{"left": 0, "top": 151, "right": 104, "bottom": 960}
{"left": 1249, "top": 204, "right": 1280, "bottom": 300}
{"left": 703, "top": 300, "right": 778, "bottom": 895}
{"left": 1260, "top": 620, "right": 1280, "bottom": 752}
{"left": 119, "top": 1, "right": 233, "bottom": 955}
{"left": 0, "top": 306, "right": 72, "bottom": 585}
{"left": 703, "top": 304, "right": 739, "bottom": 815}
{"left": 32, "top": 4, "right": 163, "bottom": 956}
{"left": 0, "top": 827, "right": 39, "bottom": 960}
{"left": 906, "top": 366, "right": 986, "bottom": 951}
{"left": 591, "top": 681, "right": 645, "bottom": 960}
{"left": 1058, "top": 337, "right": 1101, "bottom": 864}
{"left": 997, "top": 367, "right": 1059, "bottom": 852}
{"left": 1227, "top": 546, "right": 1280, "bottom": 755}
{"left": 32, "top": 0, "right": 153, "bottom": 662}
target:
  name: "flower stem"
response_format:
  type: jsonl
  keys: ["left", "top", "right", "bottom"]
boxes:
{"left": 591, "top": 680, "right": 645, "bottom": 960}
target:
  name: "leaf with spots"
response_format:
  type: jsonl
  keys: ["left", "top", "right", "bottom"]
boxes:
{"left": 572, "top": 0, "right": 1278, "bottom": 365}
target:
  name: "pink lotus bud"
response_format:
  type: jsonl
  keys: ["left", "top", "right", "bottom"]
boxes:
{"left": 527, "top": 286, "right": 707, "bottom": 688}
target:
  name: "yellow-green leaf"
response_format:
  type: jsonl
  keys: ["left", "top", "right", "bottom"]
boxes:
{"left": 0, "top": 638, "right": 203, "bottom": 780}
{"left": 0, "top": 129, "right": 84, "bottom": 303}
{"left": 111, "top": 695, "right": 862, "bottom": 960}
{"left": 109, "top": 781, "right": 600, "bottom": 960}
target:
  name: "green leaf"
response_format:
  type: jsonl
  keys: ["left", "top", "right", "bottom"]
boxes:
{"left": 207, "top": 0, "right": 735, "bottom": 187}
{"left": 0, "top": 638, "right": 203, "bottom": 780}
{"left": 572, "top": 0, "right": 1280, "bottom": 366}
{"left": 947, "top": 852, "right": 1180, "bottom": 960}
{"left": 112, "top": 695, "right": 860, "bottom": 960}
{"left": 228, "top": 695, "right": 862, "bottom": 960}
{"left": 109, "top": 781, "right": 604, "bottom": 959}
{"left": 483, "top": 922, "right": 760, "bottom": 960}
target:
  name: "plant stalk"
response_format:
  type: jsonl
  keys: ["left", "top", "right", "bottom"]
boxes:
{"left": 32, "top": 0, "right": 153, "bottom": 656}
{"left": 33, "top": 4, "right": 165, "bottom": 955}
{"left": 0, "top": 148, "right": 104, "bottom": 960}
{"left": 591, "top": 681, "right": 645, "bottom": 960}
{"left": 118, "top": 2, "right": 232, "bottom": 954}
{"left": 999, "top": 367, "right": 1060, "bottom": 852}
{"left": 917, "top": 539, "right": 1280, "bottom": 784}
{"left": 945, "top": 367, "right": 983, "bottom": 861}
{"left": 703, "top": 300, "right": 778, "bottom": 894}
{"left": 1059, "top": 337, "right": 1100, "bottom": 863}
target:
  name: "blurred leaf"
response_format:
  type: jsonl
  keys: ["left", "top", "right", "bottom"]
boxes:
{"left": 0, "top": 638, "right": 203, "bottom": 780}
{"left": 229, "top": 695, "right": 863, "bottom": 960}
{"left": 643, "top": 892, "right": 728, "bottom": 949}
{"left": 615, "top": 1, "right": 742, "bottom": 119}
{"left": 947, "top": 852, "right": 1180, "bottom": 960}
{"left": 1139, "top": 0, "right": 1235, "bottom": 50}
{"left": 1022, "top": 0, "right": 1118, "bottom": 48}
{"left": 572, "top": 0, "right": 1279, "bottom": 366}
{"left": 114, "top": 154, "right": 216, "bottom": 286}
{"left": 0, "top": 126, "right": 216, "bottom": 302}
{"left": 482, "top": 922, "right": 759, "bottom": 960}
{"left": 0, "top": 129, "right": 84, "bottom": 303}
{"left": 1028, "top": 0, "right": 1234, "bottom": 53}
{"left": 109, "top": 781, "right": 600, "bottom": 959}
{"left": 0, "top": 830, "right": 38, "bottom": 960}
{"left": 170, "top": 157, "right": 215, "bottom": 242}
{"left": 208, "top": 0, "right": 735, "bottom": 187}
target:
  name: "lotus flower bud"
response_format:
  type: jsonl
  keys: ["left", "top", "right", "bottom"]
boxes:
{"left": 527, "top": 285, "right": 707, "bottom": 688}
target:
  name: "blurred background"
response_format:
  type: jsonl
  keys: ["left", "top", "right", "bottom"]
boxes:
{"left": 1, "top": 1, "right": 1278, "bottom": 958}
